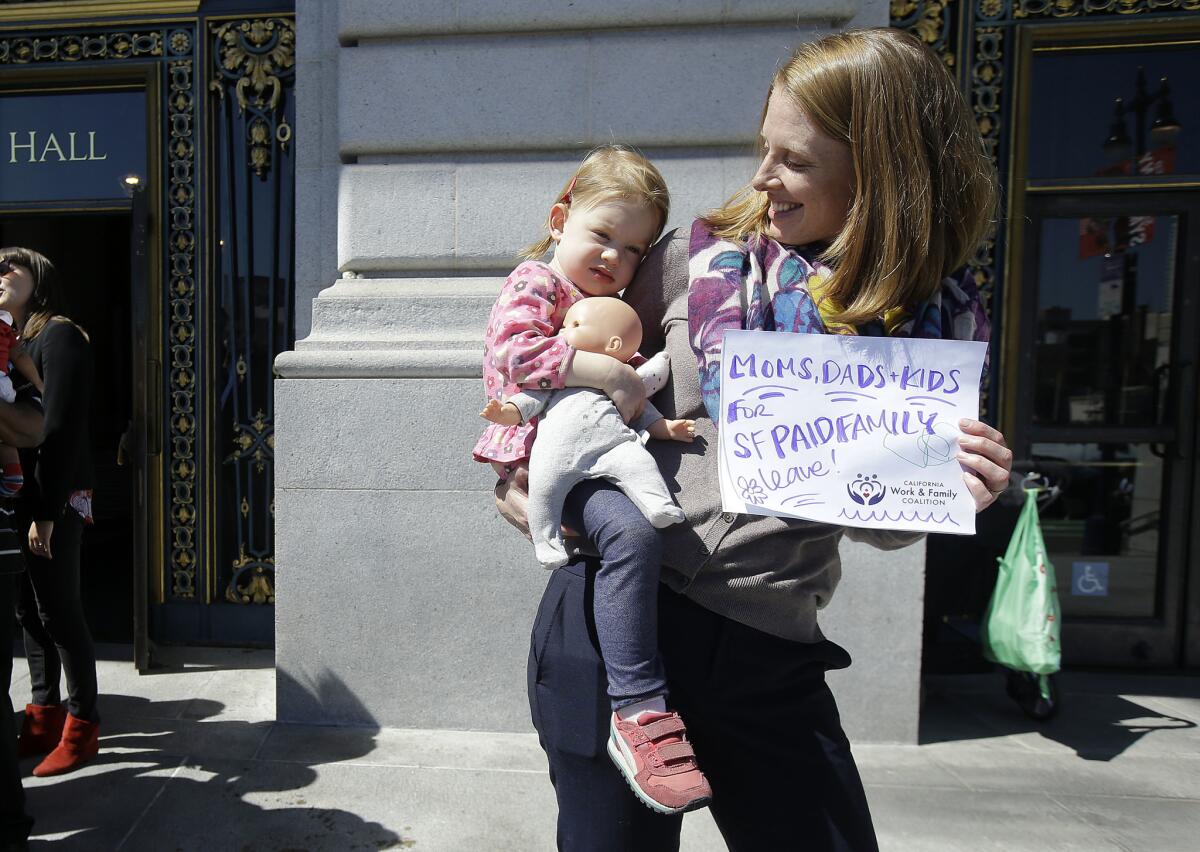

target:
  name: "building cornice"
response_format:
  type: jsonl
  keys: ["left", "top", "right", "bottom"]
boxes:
{"left": 0, "top": 1, "right": 200, "bottom": 22}
{"left": 274, "top": 276, "right": 497, "bottom": 379}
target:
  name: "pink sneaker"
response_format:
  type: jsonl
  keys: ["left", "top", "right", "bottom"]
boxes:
{"left": 607, "top": 710, "right": 713, "bottom": 814}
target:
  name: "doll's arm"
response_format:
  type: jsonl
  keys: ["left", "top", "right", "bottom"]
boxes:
{"left": 9, "top": 346, "right": 43, "bottom": 393}
{"left": 644, "top": 415, "right": 696, "bottom": 443}
{"left": 481, "top": 390, "right": 550, "bottom": 426}
{"left": 630, "top": 351, "right": 692, "bottom": 441}
{"left": 481, "top": 400, "right": 522, "bottom": 426}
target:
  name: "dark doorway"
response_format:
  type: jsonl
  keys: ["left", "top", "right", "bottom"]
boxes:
{"left": 1012, "top": 192, "right": 1199, "bottom": 668}
{"left": 0, "top": 212, "right": 135, "bottom": 643}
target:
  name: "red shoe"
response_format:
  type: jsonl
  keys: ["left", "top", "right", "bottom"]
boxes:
{"left": 607, "top": 710, "right": 712, "bottom": 815}
{"left": 17, "top": 703, "right": 67, "bottom": 760}
{"left": 32, "top": 714, "right": 99, "bottom": 777}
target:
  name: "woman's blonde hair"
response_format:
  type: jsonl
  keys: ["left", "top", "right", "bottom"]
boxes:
{"left": 704, "top": 28, "right": 998, "bottom": 324}
{"left": 521, "top": 145, "right": 671, "bottom": 260}
{"left": 0, "top": 246, "right": 88, "bottom": 342}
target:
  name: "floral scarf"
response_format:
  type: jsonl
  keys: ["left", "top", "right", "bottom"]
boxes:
{"left": 687, "top": 218, "right": 990, "bottom": 424}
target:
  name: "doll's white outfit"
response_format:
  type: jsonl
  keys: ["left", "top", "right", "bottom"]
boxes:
{"left": 509, "top": 352, "right": 684, "bottom": 568}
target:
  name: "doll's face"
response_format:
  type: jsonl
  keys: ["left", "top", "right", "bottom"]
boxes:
{"left": 560, "top": 298, "right": 642, "bottom": 363}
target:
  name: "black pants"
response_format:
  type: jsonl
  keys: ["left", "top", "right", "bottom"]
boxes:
{"left": 2, "top": 571, "right": 34, "bottom": 844}
{"left": 528, "top": 562, "right": 879, "bottom": 852}
{"left": 16, "top": 508, "right": 98, "bottom": 721}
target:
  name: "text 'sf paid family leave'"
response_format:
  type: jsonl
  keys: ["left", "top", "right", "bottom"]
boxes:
{"left": 716, "top": 330, "right": 989, "bottom": 535}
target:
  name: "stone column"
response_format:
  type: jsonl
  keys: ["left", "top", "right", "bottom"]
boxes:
{"left": 277, "top": 0, "right": 924, "bottom": 742}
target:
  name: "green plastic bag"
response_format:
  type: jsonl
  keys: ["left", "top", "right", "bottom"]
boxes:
{"left": 981, "top": 489, "right": 1062, "bottom": 699}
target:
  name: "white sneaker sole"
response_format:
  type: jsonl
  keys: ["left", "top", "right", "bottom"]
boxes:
{"left": 607, "top": 718, "right": 712, "bottom": 816}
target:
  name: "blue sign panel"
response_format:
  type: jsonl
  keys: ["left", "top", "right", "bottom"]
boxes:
{"left": 0, "top": 90, "right": 146, "bottom": 204}
{"left": 1071, "top": 561, "right": 1110, "bottom": 597}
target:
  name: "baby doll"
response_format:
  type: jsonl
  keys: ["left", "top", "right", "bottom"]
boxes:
{"left": 482, "top": 297, "right": 694, "bottom": 568}
{"left": 0, "top": 309, "right": 42, "bottom": 496}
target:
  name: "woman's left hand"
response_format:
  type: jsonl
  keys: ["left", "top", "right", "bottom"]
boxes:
{"left": 957, "top": 418, "right": 1013, "bottom": 513}
{"left": 28, "top": 519, "right": 54, "bottom": 560}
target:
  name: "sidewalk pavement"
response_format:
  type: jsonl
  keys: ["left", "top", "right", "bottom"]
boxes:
{"left": 8, "top": 644, "right": 1200, "bottom": 851}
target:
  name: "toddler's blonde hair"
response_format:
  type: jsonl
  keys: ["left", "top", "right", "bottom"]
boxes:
{"left": 705, "top": 28, "right": 998, "bottom": 324}
{"left": 522, "top": 145, "right": 670, "bottom": 260}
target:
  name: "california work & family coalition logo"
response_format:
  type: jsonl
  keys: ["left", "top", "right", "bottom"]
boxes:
{"left": 847, "top": 473, "right": 887, "bottom": 506}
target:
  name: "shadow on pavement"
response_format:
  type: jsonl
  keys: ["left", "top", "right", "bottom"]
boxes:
{"left": 920, "top": 672, "right": 1198, "bottom": 761}
{"left": 18, "top": 678, "right": 410, "bottom": 851}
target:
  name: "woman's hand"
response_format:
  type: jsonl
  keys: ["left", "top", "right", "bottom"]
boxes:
{"left": 493, "top": 462, "right": 577, "bottom": 540}
{"left": 494, "top": 463, "right": 533, "bottom": 540}
{"left": 28, "top": 519, "right": 54, "bottom": 560}
{"left": 957, "top": 418, "right": 1013, "bottom": 513}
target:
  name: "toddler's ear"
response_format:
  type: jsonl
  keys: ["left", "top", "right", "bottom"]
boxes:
{"left": 605, "top": 336, "right": 624, "bottom": 354}
{"left": 548, "top": 203, "right": 569, "bottom": 241}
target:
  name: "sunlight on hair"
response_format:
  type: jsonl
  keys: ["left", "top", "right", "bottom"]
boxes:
{"left": 521, "top": 145, "right": 671, "bottom": 261}
{"left": 704, "top": 28, "right": 998, "bottom": 325}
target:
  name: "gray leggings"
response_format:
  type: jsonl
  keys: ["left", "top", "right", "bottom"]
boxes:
{"left": 564, "top": 479, "right": 666, "bottom": 709}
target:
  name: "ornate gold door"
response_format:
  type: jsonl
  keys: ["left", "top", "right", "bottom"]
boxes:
{"left": 0, "top": 9, "right": 296, "bottom": 647}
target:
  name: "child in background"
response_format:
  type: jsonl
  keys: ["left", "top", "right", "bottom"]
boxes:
{"left": 473, "top": 147, "right": 712, "bottom": 815}
{"left": 0, "top": 259, "right": 44, "bottom": 497}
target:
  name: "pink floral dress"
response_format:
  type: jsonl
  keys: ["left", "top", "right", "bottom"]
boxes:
{"left": 472, "top": 260, "right": 585, "bottom": 473}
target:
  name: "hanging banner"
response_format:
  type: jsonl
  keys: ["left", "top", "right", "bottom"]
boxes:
{"left": 717, "top": 330, "right": 988, "bottom": 535}
{"left": 0, "top": 90, "right": 146, "bottom": 204}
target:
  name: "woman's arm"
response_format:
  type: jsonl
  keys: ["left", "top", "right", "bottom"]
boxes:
{"left": 27, "top": 321, "right": 92, "bottom": 520}
{"left": 0, "top": 395, "right": 43, "bottom": 447}
{"left": 10, "top": 346, "right": 43, "bottom": 393}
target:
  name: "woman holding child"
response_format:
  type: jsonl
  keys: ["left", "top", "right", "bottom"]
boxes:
{"left": 487, "top": 28, "right": 1012, "bottom": 851}
{"left": 0, "top": 248, "right": 99, "bottom": 780}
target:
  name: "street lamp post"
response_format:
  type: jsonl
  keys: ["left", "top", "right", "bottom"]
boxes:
{"left": 1093, "top": 67, "right": 1184, "bottom": 426}
{"left": 1102, "top": 67, "right": 1182, "bottom": 166}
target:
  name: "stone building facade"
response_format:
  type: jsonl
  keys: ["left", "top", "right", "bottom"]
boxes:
{"left": 275, "top": 0, "right": 928, "bottom": 743}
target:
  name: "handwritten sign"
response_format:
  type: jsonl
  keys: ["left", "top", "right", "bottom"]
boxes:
{"left": 717, "top": 330, "right": 988, "bottom": 534}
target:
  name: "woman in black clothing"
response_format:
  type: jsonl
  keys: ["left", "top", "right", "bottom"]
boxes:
{"left": 0, "top": 248, "right": 99, "bottom": 778}
{"left": 0, "top": 255, "right": 47, "bottom": 851}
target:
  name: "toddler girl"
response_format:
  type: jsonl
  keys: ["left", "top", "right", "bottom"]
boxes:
{"left": 473, "top": 146, "right": 712, "bottom": 815}
{"left": 0, "top": 259, "right": 43, "bottom": 496}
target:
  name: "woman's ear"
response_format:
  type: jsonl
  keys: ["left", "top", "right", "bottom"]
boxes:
{"left": 547, "top": 203, "right": 569, "bottom": 243}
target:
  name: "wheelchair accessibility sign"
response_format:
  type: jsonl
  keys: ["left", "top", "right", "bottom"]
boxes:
{"left": 1072, "top": 562, "right": 1110, "bottom": 597}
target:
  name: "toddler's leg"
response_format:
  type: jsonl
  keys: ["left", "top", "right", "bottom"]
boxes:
{"left": 564, "top": 480, "right": 666, "bottom": 710}
{"left": 594, "top": 440, "right": 684, "bottom": 529}
{"left": 566, "top": 480, "right": 713, "bottom": 815}
{"left": 0, "top": 445, "right": 22, "bottom": 497}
